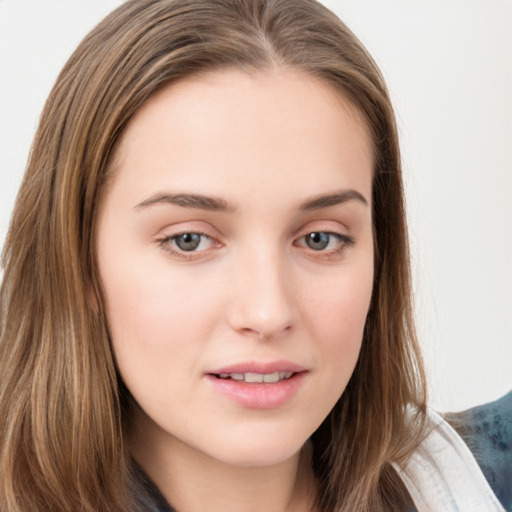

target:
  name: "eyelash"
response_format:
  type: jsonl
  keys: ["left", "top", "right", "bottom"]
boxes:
{"left": 156, "top": 230, "right": 355, "bottom": 261}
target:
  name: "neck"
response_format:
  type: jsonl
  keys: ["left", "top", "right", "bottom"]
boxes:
{"left": 129, "top": 413, "right": 317, "bottom": 512}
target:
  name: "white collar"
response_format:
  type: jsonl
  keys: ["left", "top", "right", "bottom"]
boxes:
{"left": 393, "top": 410, "right": 505, "bottom": 511}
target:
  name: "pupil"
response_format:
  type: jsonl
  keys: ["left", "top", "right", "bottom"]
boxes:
{"left": 307, "top": 232, "right": 329, "bottom": 250}
{"left": 175, "top": 233, "right": 201, "bottom": 251}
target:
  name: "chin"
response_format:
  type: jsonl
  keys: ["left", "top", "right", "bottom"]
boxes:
{"left": 202, "top": 429, "right": 308, "bottom": 468}
{"left": 215, "top": 447, "right": 302, "bottom": 468}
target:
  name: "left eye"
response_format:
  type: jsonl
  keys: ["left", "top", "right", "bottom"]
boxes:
{"left": 305, "top": 232, "right": 331, "bottom": 250}
{"left": 297, "top": 231, "right": 349, "bottom": 251}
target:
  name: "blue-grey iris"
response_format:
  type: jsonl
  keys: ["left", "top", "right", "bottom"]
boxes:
{"left": 175, "top": 233, "right": 201, "bottom": 251}
{"left": 306, "top": 232, "right": 330, "bottom": 250}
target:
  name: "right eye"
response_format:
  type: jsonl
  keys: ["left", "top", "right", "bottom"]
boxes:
{"left": 173, "top": 233, "right": 205, "bottom": 251}
{"left": 157, "top": 231, "right": 218, "bottom": 258}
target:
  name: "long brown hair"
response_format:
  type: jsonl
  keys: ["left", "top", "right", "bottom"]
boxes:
{"left": 0, "top": 1, "right": 427, "bottom": 510}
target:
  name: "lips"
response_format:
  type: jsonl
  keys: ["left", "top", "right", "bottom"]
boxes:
{"left": 207, "top": 360, "right": 306, "bottom": 376}
{"left": 205, "top": 361, "right": 307, "bottom": 409}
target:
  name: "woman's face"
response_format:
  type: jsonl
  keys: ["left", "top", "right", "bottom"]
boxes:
{"left": 96, "top": 68, "right": 374, "bottom": 467}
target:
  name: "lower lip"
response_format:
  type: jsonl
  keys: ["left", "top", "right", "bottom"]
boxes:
{"left": 205, "top": 372, "right": 306, "bottom": 409}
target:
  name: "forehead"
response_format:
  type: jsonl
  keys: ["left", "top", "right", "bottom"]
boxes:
{"left": 106, "top": 67, "right": 373, "bottom": 208}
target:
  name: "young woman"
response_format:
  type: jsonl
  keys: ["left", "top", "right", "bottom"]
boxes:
{"left": 0, "top": 1, "right": 510, "bottom": 511}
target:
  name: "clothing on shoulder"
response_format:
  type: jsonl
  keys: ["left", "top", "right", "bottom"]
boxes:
{"left": 134, "top": 391, "right": 512, "bottom": 512}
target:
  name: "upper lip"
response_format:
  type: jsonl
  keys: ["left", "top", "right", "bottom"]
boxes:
{"left": 207, "top": 360, "right": 307, "bottom": 375}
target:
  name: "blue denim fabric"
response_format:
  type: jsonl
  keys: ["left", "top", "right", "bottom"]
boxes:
{"left": 444, "top": 390, "right": 512, "bottom": 512}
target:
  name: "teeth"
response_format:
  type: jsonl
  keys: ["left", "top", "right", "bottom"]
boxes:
{"left": 217, "top": 371, "right": 294, "bottom": 383}
{"left": 245, "top": 372, "right": 264, "bottom": 383}
{"left": 263, "top": 372, "right": 280, "bottom": 383}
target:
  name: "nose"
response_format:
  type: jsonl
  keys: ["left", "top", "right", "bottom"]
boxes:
{"left": 226, "top": 247, "right": 297, "bottom": 341}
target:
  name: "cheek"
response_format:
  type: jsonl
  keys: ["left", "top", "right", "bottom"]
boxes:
{"left": 306, "top": 261, "right": 373, "bottom": 333}
{"left": 100, "top": 258, "right": 222, "bottom": 386}
{"left": 302, "top": 262, "right": 373, "bottom": 384}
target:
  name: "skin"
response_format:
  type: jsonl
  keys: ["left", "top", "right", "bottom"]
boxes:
{"left": 96, "top": 67, "right": 374, "bottom": 512}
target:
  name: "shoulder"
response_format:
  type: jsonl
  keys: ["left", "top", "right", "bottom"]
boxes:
{"left": 444, "top": 391, "right": 512, "bottom": 512}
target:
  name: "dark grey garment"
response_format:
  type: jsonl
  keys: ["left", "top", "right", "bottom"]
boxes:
{"left": 131, "top": 462, "right": 175, "bottom": 512}
{"left": 138, "top": 391, "right": 512, "bottom": 512}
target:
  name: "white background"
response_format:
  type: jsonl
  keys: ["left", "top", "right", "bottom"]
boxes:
{"left": 1, "top": 0, "right": 511, "bottom": 412}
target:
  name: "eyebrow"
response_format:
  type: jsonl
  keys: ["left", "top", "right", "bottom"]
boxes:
{"left": 134, "top": 188, "right": 368, "bottom": 212}
{"left": 298, "top": 189, "right": 368, "bottom": 210}
{"left": 134, "top": 193, "right": 234, "bottom": 212}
